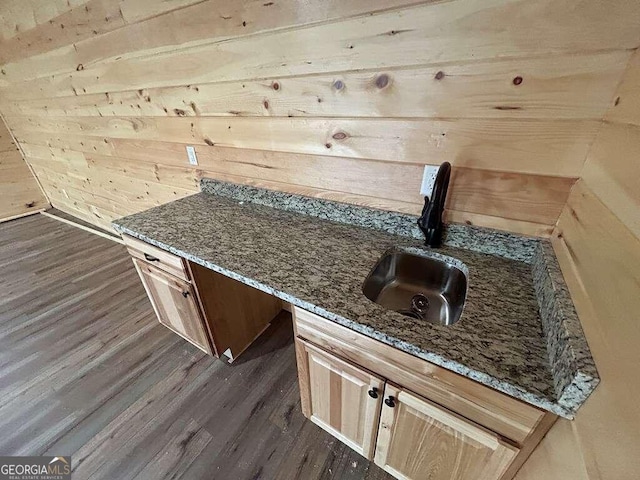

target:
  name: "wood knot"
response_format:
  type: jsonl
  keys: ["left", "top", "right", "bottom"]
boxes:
{"left": 513, "top": 76, "right": 523, "bottom": 86}
{"left": 375, "top": 74, "right": 390, "bottom": 89}
{"left": 325, "top": 143, "right": 332, "bottom": 149}
{"left": 332, "top": 132, "right": 347, "bottom": 140}
{"left": 76, "top": 64, "right": 84, "bottom": 71}
{"left": 204, "top": 138, "right": 214, "bottom": 146}
{"left": 173, "top": 108, "right": 187, "bottom": 116}
{"left": 272, "top": 81, "right": 280, "bottom": 91}
{"left": 614, "top": 96, "right": 621, "bottom": 106}
{"left": 263, "top": 100, "right": 269, "bottom": 109}
{"left": 434, "top": 71, "right": 445, "bottom": 80}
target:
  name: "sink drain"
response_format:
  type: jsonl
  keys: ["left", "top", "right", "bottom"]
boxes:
{"left": 398, "top": 294, "right": 430, "bottom": 319}
{"left": 411, "top": 294, "right": 430, "bottom": 314}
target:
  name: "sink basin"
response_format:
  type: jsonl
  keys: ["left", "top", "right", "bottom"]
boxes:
{"left": 363, "top": 250, "right": 468, "bottom": 326}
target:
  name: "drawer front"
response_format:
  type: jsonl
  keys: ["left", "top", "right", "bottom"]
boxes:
{"left": 292, "top": 306, "right": 546, "bottom": 445}
{"left": 123, "top": 234, "right": 189, "bottom": 281}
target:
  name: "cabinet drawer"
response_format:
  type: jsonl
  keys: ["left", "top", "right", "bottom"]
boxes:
{"left": 293, "top": 306, "right": 546, "bottom": 445}
{"left": 123, "top": 234, "right": 189, "bottom": 281}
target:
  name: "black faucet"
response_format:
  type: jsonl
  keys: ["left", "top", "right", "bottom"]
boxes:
{"left": 417, "top": 162, "right": 451, "bottom": 247}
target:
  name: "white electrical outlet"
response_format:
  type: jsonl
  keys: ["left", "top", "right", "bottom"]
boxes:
{"left": 186, "top": 146, "right": 198, "bottom": 165}
{"left": 420, "top": 165, "right": 439, "bottom": 196}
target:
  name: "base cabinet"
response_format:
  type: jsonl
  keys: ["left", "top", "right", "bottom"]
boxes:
{"left": 303, "top": 341, "right": 384, "bottom": 459}
{"left": 374, "top": 384, "right": 519, "bottom": 480}
{"left": 134, "top": 258, "right": 213, "bottom": 354}
{"left": 298, "top": 337, "right": 519, "bottom": 480}
{"left": 124, "top": 234, "right": 282, "bottom": 361}
{"left": 293, "top": 306, "right": 557, "bottom": 480}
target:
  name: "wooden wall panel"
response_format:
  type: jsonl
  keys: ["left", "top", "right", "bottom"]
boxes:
{"left": 7, "top": 115, "right": 597, "bottom": 175}
{"left": 517, "top": 181, "right": 640, "bottom": 480}
{"left": 579, "top": 50, "right": 640, "bottom": 239}
{"left": 0, "top": 0, "right": 90, "bottom": 41}
{"left": 606, "top": 50, "right": 640, "bottom": 127}
{"left": 580, "top": 122, "right": 640, "bottom": 239}
{"left": 0, "top": 0, "right": 125, "bottom": 65}
{"left": 3, "top": 0, "right": 640, "bottom": 100}
{"left": 0, "top": 120, "right": 48, "bottom": 221}
{"left": 0, "top": 51, "right": 628, "bottom": 120}
{"left": 0, "top": 0, "right": 638, "bottom": 235}
{"left": 516, "top": 46, "right": 640, "bottom": 480}
{"left": 0, "top": 0, "right": 421, "bottom": 83}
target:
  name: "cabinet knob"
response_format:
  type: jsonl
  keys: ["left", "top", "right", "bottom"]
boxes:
{"left": 384, "top": 396, "right": 396, "bottom": 408}
{"left": 181, "top": 291, "right": 189, "bottom": 298}
{"left": 144, "top": 253, "right": 160, "bottom": 262}
{"left": 368, "top": 388, "right": 379, "bottom": 399}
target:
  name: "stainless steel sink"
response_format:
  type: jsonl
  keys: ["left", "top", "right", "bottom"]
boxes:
{"left": 363, "top": 250, "right": 468, "bottom": 326}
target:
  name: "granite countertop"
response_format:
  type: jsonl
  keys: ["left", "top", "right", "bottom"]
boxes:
{"left": 113, "top": 179, "right": 599, "bottom": 418}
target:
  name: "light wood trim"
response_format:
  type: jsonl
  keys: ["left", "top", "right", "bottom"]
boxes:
{"left": 40, "top": 210, "right": 124, "bottom": 244}
{"left": 500, "top": 412, "right": 557, "bottom": 480}
{"left": 122, "top": 233, "right": 189, "bottom": 281}
{"left": 1, "top": 209, "right": 46, "bottom": 223}
{"left": 293, "top": 306, "right": 545, "bottom": 445}
{"left": 300, "top": 339, "right": 385, "bottom": 460}
{"left": 294, "top": 337, "right": 312, "bottom": 418}
{"left": 374, "top": 383, "right": 519, "bottom": 480}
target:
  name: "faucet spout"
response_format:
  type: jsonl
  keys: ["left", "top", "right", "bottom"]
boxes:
{"left": 417, "top": 162, "right": 451, "bottom": 247}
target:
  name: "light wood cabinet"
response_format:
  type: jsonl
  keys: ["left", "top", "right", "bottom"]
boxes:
{"left": 124, "top": 234, "right": 282, "bottom": 361}
{"left": 293, "top": 307, "right": 556, "bottom": 480}
{"left": 133, "top": 258, "right": 213, "bottom": 354}
{"left": 123, "top": 233, "right": 190, "bottom": 280}
{"left": 374, "top": 383, "right": 519, "bottom": 480}
{"left": 301, "top": 341, "right": 384, "bottom": 459}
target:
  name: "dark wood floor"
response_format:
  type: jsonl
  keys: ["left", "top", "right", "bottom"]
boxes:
{"left": 0, "top": 214, "right": 391, "bottom": 480}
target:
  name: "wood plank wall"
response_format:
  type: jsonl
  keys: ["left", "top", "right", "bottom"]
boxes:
{"left": 0, "top": 118, "right": 48, "bottom": 221}
{"left": 0, "top": 0, "right": 639, "bottom": 235}
{"left": 515, "top": 50, "right": 640, "bottom": 480}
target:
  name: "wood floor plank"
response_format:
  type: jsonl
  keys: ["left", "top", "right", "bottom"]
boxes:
{"left": 0, "top": 214, "right": 391, "bottom": 479}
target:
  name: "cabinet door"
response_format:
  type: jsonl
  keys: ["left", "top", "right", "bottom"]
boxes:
{"left": 374, "top": 384, "right": 519, "bottom": 480}
{"left": 133, "top": 259, "right": 213, "bottom": 355}
{"left": 301, "top": 340, "right": 384, "bottom": 459}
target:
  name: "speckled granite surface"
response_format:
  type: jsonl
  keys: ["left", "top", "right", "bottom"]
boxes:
{"left": 200, "top": 178, "right": 539, "bottom": 264}
{"left": 113, "top": 181, "right": 599, "bottom": 418}
{"left": 532, "top": 242, "right": 600, "bottom": 409}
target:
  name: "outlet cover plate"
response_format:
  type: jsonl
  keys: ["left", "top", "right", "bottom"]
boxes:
{"left": 420, "top": 165, "right": 439, "bottom": 196}
{"left": 186, "top": 146, "right": 198, "bottom": 165}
